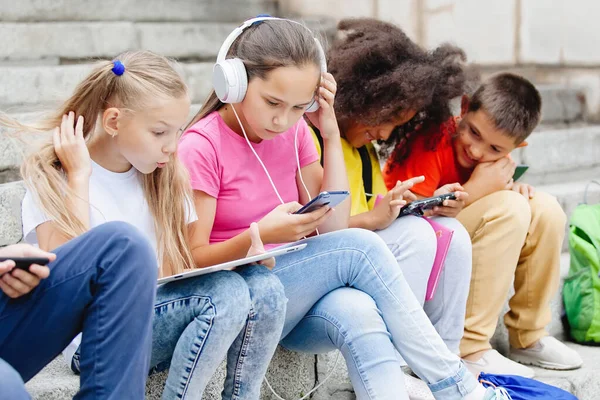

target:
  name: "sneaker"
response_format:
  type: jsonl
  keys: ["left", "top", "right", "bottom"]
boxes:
{"left": 483, "top": 387, "right": 512, "bottom": 399}
{"left": 509, "top": 336, "right": 583, "bottom": 370}
{"left": 404, "top": 373, "right": 434, "bottom": 400}
{"left": 463, "top": 349, "right": 535, "bottom": 378}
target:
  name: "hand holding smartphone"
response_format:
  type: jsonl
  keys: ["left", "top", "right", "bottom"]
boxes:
{"left": 0, "top": 257, "right": 51, "bottom": 276}
{"left": 398, "top": 193, "right": 457, "bottom": 217}
{"left": 294, "top": 191, "right": 350, "bottom": 214}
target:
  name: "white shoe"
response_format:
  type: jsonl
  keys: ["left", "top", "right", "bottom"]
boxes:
{"left": 509, "top": 336, "right": 583, "bottom": 370}
{"left": 463, "top": 349, "right": 535, "bottom": 378}
{"left": 404, "top": 373, "right": 435, "bottom": 400}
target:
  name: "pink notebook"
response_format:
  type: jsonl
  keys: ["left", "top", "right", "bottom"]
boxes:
{"left": 422, "top": 217, "right": 454, "bottom": 301}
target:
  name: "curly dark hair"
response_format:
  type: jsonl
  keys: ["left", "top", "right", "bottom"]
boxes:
{"left": 328, "top": 18, "right": 471, "bottom": 167}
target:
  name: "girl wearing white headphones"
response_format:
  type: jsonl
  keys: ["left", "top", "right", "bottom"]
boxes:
{"left": 179, "top": 17, "right": 509, "bottom": 400}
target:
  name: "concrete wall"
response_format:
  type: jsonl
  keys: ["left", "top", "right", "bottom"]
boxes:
{"left": 280, "top": 0, "right": 600, "bottom": 120}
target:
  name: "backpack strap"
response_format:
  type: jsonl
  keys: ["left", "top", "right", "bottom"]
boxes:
{"left": 313, "top": 127, "right": 373, "bottom": 203}
{"left": 313, "top": 128, "right": 325, "bottom": 167}
{"left": 358, "top": 146, "right": 373, "bottom": 203}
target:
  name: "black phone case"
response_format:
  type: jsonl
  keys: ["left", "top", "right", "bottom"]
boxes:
{"left": 398, "top": 193, "right": 457, "bottom": 217}
{"left": 0, "top": 257, "right": 50, "bottom": 271}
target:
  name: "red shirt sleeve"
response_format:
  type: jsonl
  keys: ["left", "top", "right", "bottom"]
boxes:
{"left": 383, "top": 136, "right": 443, "bottom": 197}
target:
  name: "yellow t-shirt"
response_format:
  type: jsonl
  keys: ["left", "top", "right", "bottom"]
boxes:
{"left": 310, "top": 128, "right": 387, "bottom": 216}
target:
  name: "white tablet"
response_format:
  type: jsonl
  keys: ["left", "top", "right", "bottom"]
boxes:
{"left": 157, "top": 243, "right": 307, "bottom": 285}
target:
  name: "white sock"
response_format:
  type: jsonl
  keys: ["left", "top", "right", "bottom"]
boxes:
{"left": 463, "top": 383, "right": 487, "bottom": 400}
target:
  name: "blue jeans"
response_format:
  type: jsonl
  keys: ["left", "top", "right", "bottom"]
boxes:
{"left": 0, "top": 222, "right": 158, "bottom": 399}
{"left": 275, "top": 228, "right": 478, "bottom": 400}
{"left": 150, "top": 264, "right": 286, "bottom": 400}
{"left": 377, "top": 216, "right": 472, "bottom": 354}
{"left": 72, "top": 264, "right": 286, "bottom": 400}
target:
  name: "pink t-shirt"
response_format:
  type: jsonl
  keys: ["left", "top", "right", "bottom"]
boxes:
{"left": 178, "top": 111, "right": 320, "bottom": 245}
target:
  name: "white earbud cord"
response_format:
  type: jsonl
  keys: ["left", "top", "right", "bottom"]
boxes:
{"left": 231, "top": 105, "right": 337, "bottom": 399}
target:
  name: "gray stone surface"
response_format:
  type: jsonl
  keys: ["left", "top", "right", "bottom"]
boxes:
{"left": 0, "top": 63, "right": 214, "bottom": 110}
{"left": 25, "top": 347, "right": 315, "bottom": 400}
{"left": 313, "top": 352, "right": 354, "bottom": 400}
{"left": 0, "top": 22, "right": 236, "bottom": 61}
{"left": 511, "top": 124, "right": 600, "bottom": 186}
{"left": 0, "top": 180, "right": 25, "bottom": 246}
{"left": 538, "top": 85, "right": 586, "bottom": 124}
{"left": 0, "top": 0, "right": 278, "bottom": 22}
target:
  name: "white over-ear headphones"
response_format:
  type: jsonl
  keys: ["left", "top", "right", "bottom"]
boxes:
{"left": 212, "top": 16, "right": 327, "bottom": 112}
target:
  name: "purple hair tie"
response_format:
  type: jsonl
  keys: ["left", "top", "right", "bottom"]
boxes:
{"left": 111, "top": 60, "right": 125, "bottom": 76}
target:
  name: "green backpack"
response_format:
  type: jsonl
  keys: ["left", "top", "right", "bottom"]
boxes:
{"left": 563, "top": 182, "right": 600, "bottom": 344}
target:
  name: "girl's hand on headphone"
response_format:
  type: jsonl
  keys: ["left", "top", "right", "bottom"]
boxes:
{"left": 53, "top": 112, "right": 91, "bottom": 182}
{"left": 257, "top": 202, "right": 332, "bottom": 244}
{"left": 305, "top": 73, "right": 340, "bottom": 140}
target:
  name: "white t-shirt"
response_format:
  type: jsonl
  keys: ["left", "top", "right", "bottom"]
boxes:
{"left": 21, "top": 160, "right": 197, "bottom": 367}
{"left": 22, "top": 160, "right": 158, "bottom": 254}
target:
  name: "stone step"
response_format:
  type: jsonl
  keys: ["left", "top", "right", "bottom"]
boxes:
{"left": 0, "top": 17, "right": 336, "bottom": 64}
{"left": 537, "top": 85, "right": 586, "bottom": 125}
{"left": 25, "top": 347, "right": 315, "bottom": 400}
{"left": 0, "top": 0, "right": 278, "bottom": 23}
{"left": 0, "top": 22, "right": 236, "bottom": 63}
{"left": 0, "top": 62, "right": 213, "bottom": 112}
{"left": 538, "top": 179, "right": 600, "bottom": 253}
{"left": 512, "top": 124, "right": 600, "bottom": 186}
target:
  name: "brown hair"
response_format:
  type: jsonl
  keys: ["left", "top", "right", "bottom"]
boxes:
{"left": 4, "top": 51, "right": 194, "bottom": 277}
{"left": 186, "top": 19, "right": 323, "bottom": 128}
{"left": 328, "top": 18, "right": 470, "bottom": 163}
{"left": 468, "top": 72, "right": 542, "bottom": 143}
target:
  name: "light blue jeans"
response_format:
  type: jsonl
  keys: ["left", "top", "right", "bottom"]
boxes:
{"left": 377, "top": 215, "right": 472, "bottom": 354}
{"left": 276, "top": 228, "right": 477, "bottom": 400}
{"left": 0, "top": 358, "right": 28, "bottom": 400}
{"left": 151, "top": 265, "right": 287, "bottom": 400}
{"left": 73, "top": 264, "right": 287, "bottom": 400}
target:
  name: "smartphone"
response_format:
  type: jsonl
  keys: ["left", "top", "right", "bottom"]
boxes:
{"left": 513, "top": 165, "right": 529, "bottom": 181}
{"left": 0, "top": 257, "right": 50, "bottom": 276}
{"left": 398, "top": 192, "right": 457, "bottom": 218}
{"left": 294, "top": 191, "right": 350, "bottom": 214}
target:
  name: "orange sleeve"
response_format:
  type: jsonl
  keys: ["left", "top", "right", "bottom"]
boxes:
{"left": 382, "top": 138, "right": 443, "bottom": 197}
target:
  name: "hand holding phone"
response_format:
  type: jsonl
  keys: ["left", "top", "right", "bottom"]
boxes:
{"left": 0, "top": 257, "right": 51, "bottom": 272}
{"left": 398, "top": 192, "right": 458, "bottom": 218}
{"left": 257, "top": 202, "right": 332, "bottom": 244}
{"left": 0, "top": 244, "right": 54, "bottom": 299}
{"left": 294, "top": 191, "right": 349, "bottom": 214}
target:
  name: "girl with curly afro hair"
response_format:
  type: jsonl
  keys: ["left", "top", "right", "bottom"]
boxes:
{"left": 309, "top": 18, "right": 480, "bottom": 398}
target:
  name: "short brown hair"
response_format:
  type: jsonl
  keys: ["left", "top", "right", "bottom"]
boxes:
{"left": 469, "top": 73, "right": 542, "bottom": 143}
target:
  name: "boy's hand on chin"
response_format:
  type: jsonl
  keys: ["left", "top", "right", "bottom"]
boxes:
{"left": 470, "top": 158, "right": 517, "bottom": 195}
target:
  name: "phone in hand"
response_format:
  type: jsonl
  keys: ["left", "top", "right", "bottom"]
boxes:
{"left": 513, "top": 165, "right": 529, "bottom": 181}
{"left": 294, "top": 191, "right": 350, "bottom": 214}
{"left": 398, "top": 192, "right": 457, "bottom": 218}
{"left": 0, "top": 257, "right": 51, "bottom": 276}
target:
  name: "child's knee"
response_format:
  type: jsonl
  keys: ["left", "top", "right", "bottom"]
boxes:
{"left": 530, "top": 191, "right": 567, "bottom": 232}
{"left": 488, "top": 191, "right": 532, "bottom": 234}
{"left": 313, "top": 288, "right": 386, "bottom": 341}
{"left": 241, "top": 266, "right": 287, "bottom": 319}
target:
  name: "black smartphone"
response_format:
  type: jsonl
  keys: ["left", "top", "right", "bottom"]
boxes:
{"left": 398, "top": 192, "right": 457, "bottom": 218}
{"left": 513, "top": 165, "right": 529, "bottom": 181}
{"left": 294, "top": 191, "right": 350, "bottom": 214}
{"left": 0, "top": 257, "right": 51, "bottom": 274}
